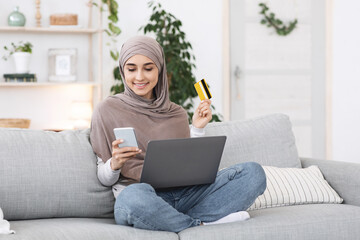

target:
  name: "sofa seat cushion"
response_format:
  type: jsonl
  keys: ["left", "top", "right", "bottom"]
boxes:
{"left": 178, "top": 204, "right": 360, "bottom": 240}
{"left": 205, "top": 113, "right": 301, "bottom": 169}
{"left": 1, "top": 218, "right": 178, "bottom": 240}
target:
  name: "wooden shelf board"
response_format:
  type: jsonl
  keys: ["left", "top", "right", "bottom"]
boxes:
{"left": 0, "top": 26, "right": 101, "bottom": 34}
{"left": 0, "top": 82, "right": 100, "bottom": 87}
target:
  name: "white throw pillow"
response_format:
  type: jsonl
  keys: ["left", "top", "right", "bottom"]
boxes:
{"left": 0, "top": 208, "right": 15, "bottom": 235}
{"left": 248, "top": 165, "right": 343, "bottom": 211}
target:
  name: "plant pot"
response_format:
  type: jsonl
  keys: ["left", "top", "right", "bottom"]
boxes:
{"left": 13, "top": 52, "right": 31, "bottom": 73}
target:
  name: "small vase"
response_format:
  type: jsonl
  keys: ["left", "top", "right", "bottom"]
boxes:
{"left": 8, "top": 6, "right": 26, "bottom": 27}
{"left": 13, "top": 52, "right": 31, "bottom": 73}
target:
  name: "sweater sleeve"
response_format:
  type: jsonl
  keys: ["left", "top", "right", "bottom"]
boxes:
{"left": 97, "top": 156, "right": 121, "bottom": 186}
{"left": 190, "top": 125, "right": 205, "bottom": 137}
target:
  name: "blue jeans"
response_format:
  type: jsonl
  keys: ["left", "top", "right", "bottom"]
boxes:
{"left": 114, "top": 162, "right": 266, "bottom": 232}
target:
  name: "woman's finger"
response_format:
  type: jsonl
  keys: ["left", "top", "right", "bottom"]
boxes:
{"left": 120, "top": 151, "right": 141, "bottom": 158}
{"left": 119, "top": 146, "right": 141, "bottom": 153}
{"left": 201, "top": 99, "right": 212, "bottom": 105}
{"left": 112, "top": 147, "right": 141, "bottom": 156}
{"left": 202, "top": 110, "right": 210, "bottom": 115}
{"left": 112, "top": 139, "right": 123, "bottom": 149}
{"left": 200, "top": 105, "right": 210, "bottom": 111}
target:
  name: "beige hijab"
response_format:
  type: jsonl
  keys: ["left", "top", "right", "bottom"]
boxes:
{"left": 90, "top": 36, "right": 190, "bottom": 181}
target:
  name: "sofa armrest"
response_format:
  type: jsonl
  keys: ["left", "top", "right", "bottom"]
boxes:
{"left": 300, "top": 157, "right": 360, "bottom": 207}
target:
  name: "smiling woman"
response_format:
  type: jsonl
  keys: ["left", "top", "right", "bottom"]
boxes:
{"left": 124, "top": 55, "right": 159, "bottom": 100}
{"left": 89, "top": 35, "right": 266, "bottom": 233}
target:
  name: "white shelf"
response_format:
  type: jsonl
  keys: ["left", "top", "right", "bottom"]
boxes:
{"left": 0, "top": 26, "right": 101, "bottom": 34}
{"left": 0, "top": 82, "right": 100, "bottom": 87}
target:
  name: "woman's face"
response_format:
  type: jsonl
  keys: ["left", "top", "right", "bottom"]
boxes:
{"left": 124, "top": 54, "right": 159, "bottom": 99}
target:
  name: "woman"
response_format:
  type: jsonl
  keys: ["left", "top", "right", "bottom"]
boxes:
{"left": 90, "top": 36, "right": 266, "bottom": 233}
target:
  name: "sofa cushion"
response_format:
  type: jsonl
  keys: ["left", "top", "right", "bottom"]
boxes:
{"left": 2, "top": 218, "right": 178, "bottom": 240}
{"left": 205, "top": 113, "right": 301, "bottom": 169}
{"left": 0, "top": 128, "right": 114, "bottom": 220}
{"left": 178, "top": 204, "right": 360, "bottom": 240}
{"left": 248, "top": 166, "right": 343, "bottom": 211}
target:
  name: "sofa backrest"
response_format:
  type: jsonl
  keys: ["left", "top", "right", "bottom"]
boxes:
{"left": 205, "top": 113, "right": 301, "bottom": 170}
{"left": 0, "top": 113, "right": 300, "bottom": 220}
{"left": 0, "top": 128, "right": 114, "bottom": 220}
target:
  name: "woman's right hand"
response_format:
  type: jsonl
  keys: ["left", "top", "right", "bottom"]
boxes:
{"left": 111, "top": 139, "right": 142, "bottom": 171}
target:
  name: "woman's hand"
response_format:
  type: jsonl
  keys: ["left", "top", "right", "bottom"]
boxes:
{"left": 111, "top": 139, "right": 142, "bottom": 171}
{"left": 192, "top": 99, "right": 212, "bottom": 129}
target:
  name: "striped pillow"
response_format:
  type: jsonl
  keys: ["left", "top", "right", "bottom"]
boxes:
{"left": 248, "top": 165, "right": 343, "bottom": 211}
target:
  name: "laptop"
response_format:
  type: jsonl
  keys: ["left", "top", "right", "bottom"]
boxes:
{"left": 140, "top": 136, "right": 227, "bottom": 189}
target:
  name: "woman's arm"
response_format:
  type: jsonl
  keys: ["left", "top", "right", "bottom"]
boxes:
{"left": 97, "top": 156, "right": 121, "bottom": 186}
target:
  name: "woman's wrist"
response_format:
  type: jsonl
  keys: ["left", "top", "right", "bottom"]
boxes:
{"left": 110, "top": 158, "right": 122, "bottom": 171}
{"left": 191, "top": 124, "right": 204, "bottom": 131}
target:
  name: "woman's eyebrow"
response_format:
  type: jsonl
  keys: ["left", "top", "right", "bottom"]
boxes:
{"left": 125, "top": 62, "right": 154, "bottom": 66}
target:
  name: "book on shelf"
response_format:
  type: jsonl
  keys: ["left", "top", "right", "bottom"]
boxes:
{"left": 3, "top": 73, "right": 37, "bottom": 83}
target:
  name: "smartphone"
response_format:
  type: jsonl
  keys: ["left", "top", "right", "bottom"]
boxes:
{"left": 113, "top": 127, "right": 139, "bottom": 148}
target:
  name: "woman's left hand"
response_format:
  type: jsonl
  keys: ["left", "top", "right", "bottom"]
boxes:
{"left": 192, "top": 99, "right": 212, "bottom": 129}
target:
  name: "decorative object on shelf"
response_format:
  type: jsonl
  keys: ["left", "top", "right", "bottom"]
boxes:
{"left": 8, "top": 6, "right": 26, "bottom": 27}
{"left": 259, "top": 2, "right": 298, "bottom": 36}
{"left": 3, "top": 73, "right": 37, "bottom": 82}
{"left": 50, "top": 14, "right": 78, "bottom": 26}
{"left": 2, "top": 41, "right": 33, "bottom": 73}
{"left": 125, "top": 1, "right": 221, "bottom": 123}
{"left": 0, "top": 118, "right": 31, "bottom": 128}
{"left": 70, "top": 101, "right": 92, "bottom": 129}
{"left": 48, "top": 48, "right": 77, "bottom": 82}
{"left": 35, "top": 0, "right": 41, "bottom": 27}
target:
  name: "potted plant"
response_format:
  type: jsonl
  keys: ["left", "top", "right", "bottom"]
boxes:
{"left": 2, "top": 41, "right": 33, "bottom": 73}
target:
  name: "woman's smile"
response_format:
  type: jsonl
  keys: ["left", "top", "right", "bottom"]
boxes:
{"left": 133, "top": 82, "right": 149, "bottom": 89}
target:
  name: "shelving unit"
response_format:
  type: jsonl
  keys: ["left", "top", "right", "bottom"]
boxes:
{"left": 0, "top": 0, "right": 104, "bottom": 130}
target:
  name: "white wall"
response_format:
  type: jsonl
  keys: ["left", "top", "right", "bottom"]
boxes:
{"left": 332, "top": 0, "right": 360, "bottom": 163}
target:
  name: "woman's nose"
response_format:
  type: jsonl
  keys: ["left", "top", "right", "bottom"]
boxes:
{"left": 136, "top": 70, "right": 144, "bottom": 80}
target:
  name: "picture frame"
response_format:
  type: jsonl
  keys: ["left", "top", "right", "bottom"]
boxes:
{"left": 48, "top": 48, "right": 77, "bottom": 82}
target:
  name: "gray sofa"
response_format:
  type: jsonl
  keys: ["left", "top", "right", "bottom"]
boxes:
{"left": 1, "top": 113, "right": 359, "bottom": 240}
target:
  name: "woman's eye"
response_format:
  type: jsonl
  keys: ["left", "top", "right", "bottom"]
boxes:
{"left": 145, "top": 68, "right": 153, "bottom": 71}
{"left": 128, "top": 69, "right": 136, "bottom": 72}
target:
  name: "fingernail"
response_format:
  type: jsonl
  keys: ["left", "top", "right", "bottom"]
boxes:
{"left": 120, "top": 140, "right": 123, "bottom": 142}
{"left": 139, "top": 149, "right": 142, "bottom": 152}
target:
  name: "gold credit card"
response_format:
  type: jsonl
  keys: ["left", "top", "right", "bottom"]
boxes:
{"left": 194, "top": 79, "right": 212, "bottom": 101}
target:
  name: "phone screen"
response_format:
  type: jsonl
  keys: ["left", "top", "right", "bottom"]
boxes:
{"left": 113, "top": 127, "right": 139, "bottom": 148}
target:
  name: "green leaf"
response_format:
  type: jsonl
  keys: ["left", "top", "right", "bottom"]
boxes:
{"left": 275, "top": 19, "right": 283, "bottom": 25}
{"left": 108, "top": 22, "right": 121, "bottom": 35}
{"left": 110, "top": 50, "right": 119, "bottom": 61}
{"left": 104, "top": 29, "right": 111, "bottom": 36}
{"left": 108, "top": 14, "right": 118, "bottom": 23}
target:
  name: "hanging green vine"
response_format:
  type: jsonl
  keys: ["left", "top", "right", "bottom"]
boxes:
{"left": 93, "top": 0, "right": 122, "bottom": 92}
{"left": 259, "top": 3, "right": 297, "bottom": 36}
